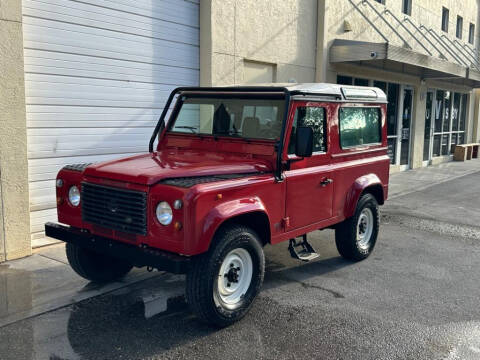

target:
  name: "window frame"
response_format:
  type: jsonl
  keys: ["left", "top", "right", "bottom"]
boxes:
{"left": 456, "top": 15, "right": 463, "bottom": 39}
{"left": 338, "top": 106, "right": 383, "bottom": 150}
{"left": 402, "top": 0, "right": 412, "bottom": 16}
{"left": 441, "top": 7, "right": 449, "bottom": 33}
{"left": 469, "top": 23, "right": 475, "bottom": 44}
{"left": 287, "top": 104, "right": 328, "bottom": 158}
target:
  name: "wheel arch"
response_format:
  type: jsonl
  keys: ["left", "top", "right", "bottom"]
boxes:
{"left": 213, "top": 211, "right": 271, "bottom": 248}
{"left": 195, "top": 197, "right": 272, "bottom": 254}
{"left": 344, "top": 174, "right": 385, "bottom": 218}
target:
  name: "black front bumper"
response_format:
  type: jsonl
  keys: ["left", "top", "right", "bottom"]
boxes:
{"left": 45, "top": 222, "right": 190, "bottom": 274}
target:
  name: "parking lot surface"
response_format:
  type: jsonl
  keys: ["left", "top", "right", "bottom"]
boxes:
{"left": 1, "top": 164, "right": 479, "bottom": 360}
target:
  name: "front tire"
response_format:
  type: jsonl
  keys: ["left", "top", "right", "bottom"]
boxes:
{"left": 335, "top": 193, "right": 379, "bottom": 261}
{"left": 186, "top": 224, "right": 265, "bottom": 327}
{"left": 66, "top": 243, "right": 133, "bottom": 283}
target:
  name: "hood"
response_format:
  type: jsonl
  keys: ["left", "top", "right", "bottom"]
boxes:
{"left": 83, "top": 149, "right": 273, "bottom": 185}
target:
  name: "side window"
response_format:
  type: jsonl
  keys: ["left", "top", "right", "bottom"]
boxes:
{"left": 339, "top": 107, "right": 381, "bottom": 148}
{"left": 288, "top": 106, "right": 326, "bottom": 154}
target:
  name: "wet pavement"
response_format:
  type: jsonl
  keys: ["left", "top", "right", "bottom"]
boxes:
{"left": 1, "top": 161, "right": 480, "bottom": 359}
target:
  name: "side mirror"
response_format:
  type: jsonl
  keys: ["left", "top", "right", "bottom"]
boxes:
{"left": 295, "top": 126, "right": 314, "bottom": 157}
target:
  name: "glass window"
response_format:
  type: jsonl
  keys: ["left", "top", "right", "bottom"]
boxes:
{"left": 400, "top": 88, "right": 413, "bottom": 166}
{"left": 402, "top": 0, "right": 412, "bottom": 16}
{"left": 339, "top": 107, "right": 381, "bottom": 148}
{"left": 337, "top": 75, "right": 353, "bottom": 85}
{"left": 452, "top": 93, "right": 461, "bottom": 131}
{"left": 430, "top": 90, "right": 467, "bottom": 157}
{"left": 288, "top": 107, "right": 326, "bottom": 154}
{"left": 433, "top": 135, "right": 441, "bottom": 157}
{"left": 443, "top": 91, "right": 451, "bottom": 132}
{"left": 460, "top": 94, "right": 467, "bottom": 131}
{"left": 442, "top": 7, "right": 449, "bottom": 32}
{"left": 373, "top": 81, "right": 387, "bottom": 92}
{"left": 469, "top": 23, "right": 475, "bottom": 44}
{"left": 386, "top": 83, "right": 399, "bottom": 136}
{"left": 456, "top": 16, "right": 463, "bottom": 39}
{"left": 450, "top": 133, "right": 457, "bottom": 154}
{"left": 387, "top": 138, "right": 396, "bottom": 164}
{"left": 170, "top": 97, "right": 284, "bottom": 140}
{"left": 354, "top": 78, "right": 369, "bottom": 86}
{"left": 441, "top": 134, "right": 449, "bottom": 155}
{"left": 434, "top": 90, "right": 444, "bottom": 132}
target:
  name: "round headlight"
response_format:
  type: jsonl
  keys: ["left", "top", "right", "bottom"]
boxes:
{"left": 156, "top": 201, "right": 173, "bottom": 226}
{"left": 68, "top": 186, "right": 80, "bottom": 207}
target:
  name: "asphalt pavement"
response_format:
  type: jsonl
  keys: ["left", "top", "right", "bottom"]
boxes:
{"left": 1, "top": 161, "right": 479, "bottom": 360}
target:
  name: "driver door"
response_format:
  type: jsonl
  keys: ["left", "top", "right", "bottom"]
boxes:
{"left": 284, "top": 103, "right": 334, "bottom": 230}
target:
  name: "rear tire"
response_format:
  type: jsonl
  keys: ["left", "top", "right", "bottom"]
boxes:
{"left": 186, "top": 224, "right": 265, "bottom": 327}
{"left": 66, "top": 243, "right": 133, "bottom": 283}
{"left": 335, "top": 193, "right": 379, "bottom": 261}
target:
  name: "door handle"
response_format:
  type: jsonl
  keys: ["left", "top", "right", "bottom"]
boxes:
{"left": 320, "top": 178, "right": 333, "bottom": 187}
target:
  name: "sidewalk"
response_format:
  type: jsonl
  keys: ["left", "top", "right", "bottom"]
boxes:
{"left": 388, "top": 160, "right": 480, "bottom": 199}
{"left": 1, "top": 160, "right": 479, "bottom": 328}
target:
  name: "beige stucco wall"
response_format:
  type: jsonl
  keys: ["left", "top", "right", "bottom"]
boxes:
{"left": 320, "top": 0, "right": 479, "bottom": 75}
{"left": 200, "top": 0, "right": 318, "bottom": 86}
{"left": 0, "top": 0, "right": 31, "bottom": 261}
{"left": 318, "top": 0, "right": 480, "bottom": 83}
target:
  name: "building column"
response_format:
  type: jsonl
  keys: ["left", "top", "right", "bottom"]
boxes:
{"left": 473, "top": 90, "right": 480, "bottom": 143}
{"left": 410, "top": 84, "right": 427, "bottom": 169}
{"left": 0, "top": 0, "right": 31, "bottom": 261}
{"left": 199, "top": 0, "right": 213, "bottom": 87}
{"left": 315, "top": 0, "right": 328, "bottom": 82}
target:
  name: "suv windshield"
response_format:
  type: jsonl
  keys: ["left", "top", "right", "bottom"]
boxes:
{"left": 169, "top": 96, "right": 285, "bottom": 140}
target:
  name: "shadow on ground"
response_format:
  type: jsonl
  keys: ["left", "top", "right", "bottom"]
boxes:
{"left": 63, "top": 253, "right": 352, "bottom": 359}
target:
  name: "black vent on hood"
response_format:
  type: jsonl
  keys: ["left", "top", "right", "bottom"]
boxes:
{"left": 159, "top": 173, "right": 262, "bottom": 188}
{"left": 63, "top": 163, "right": 93, "bottom": 172}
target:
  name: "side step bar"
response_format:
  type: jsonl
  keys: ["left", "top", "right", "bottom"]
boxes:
{"left": 288, "top": 234, "right": 320, "bottom": 262}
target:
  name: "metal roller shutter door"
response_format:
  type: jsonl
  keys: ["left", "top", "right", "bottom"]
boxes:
{"left": 23, "top": 0, "right": 199, "bottom": 245}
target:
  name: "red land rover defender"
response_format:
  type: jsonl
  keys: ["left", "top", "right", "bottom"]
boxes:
{"left": 45, "top": 84, "right": 389, "bottom": 326}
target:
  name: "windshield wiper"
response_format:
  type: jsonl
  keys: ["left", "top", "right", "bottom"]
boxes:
{"left": 174, "top": 126, "right": 198, "bottom": 134}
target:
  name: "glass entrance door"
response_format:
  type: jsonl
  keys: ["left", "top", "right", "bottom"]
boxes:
{"left": 399, "top": 87, "right": 413, "bottom": 169}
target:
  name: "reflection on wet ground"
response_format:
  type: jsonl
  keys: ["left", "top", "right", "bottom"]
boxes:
{"left": 0, "top": 246, "right": 158, "bottom": 328}
{"left": 2, "top": 221, "right": 480, "bottom": 359}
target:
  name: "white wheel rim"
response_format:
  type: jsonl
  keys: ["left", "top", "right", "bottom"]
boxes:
{"left": 216, "top": 248, "right": 253, "bottom": 309}
{"left": 357, "top": 208, "right": 374, "bottom": 250}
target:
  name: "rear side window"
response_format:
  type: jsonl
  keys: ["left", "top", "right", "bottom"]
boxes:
{"left": 339, "top": 107, "right": 381, "bottom": 148}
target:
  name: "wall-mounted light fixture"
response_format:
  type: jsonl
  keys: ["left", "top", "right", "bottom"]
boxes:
{"left": 344, "top": 20, "right": 353, "bottom": 33}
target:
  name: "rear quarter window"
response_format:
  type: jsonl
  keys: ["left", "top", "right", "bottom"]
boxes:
{"left": 339, "top": 107, "right": 381, "bottom": 148}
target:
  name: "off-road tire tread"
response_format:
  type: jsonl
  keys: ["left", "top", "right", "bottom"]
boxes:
{"left": 335, "top": 193, "right": 379, "bottom": 261}
{"left": 66, "top": 243, "right": 133, "bottom": 283}
{"left": 186, "top": 224, "right": 264, "bottom": 327}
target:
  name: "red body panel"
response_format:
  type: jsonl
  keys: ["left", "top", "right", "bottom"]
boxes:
{"left": 55, "top": 99, "right": 389, "bottom": 257}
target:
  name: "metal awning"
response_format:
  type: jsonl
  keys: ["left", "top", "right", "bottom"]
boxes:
{"left": 330, "top": 39, "right": 480, "bottom": 88}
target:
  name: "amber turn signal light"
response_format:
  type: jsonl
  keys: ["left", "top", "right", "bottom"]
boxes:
{"left": 174, "top": 221, "right": 182, "bottom": 231}
{"left": 57, "top": 197, "right": 64, "bottom": 205}
{"left": 216, "top": 193, "right": 223, "bottom": 200}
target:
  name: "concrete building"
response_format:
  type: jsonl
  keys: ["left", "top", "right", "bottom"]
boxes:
{"left": 1, "top": 0, "right": 480, "bottom": 261}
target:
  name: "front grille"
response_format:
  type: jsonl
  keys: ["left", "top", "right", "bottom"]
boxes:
{"left": 82, "top": 183, "right": 147, "bottom": 235}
